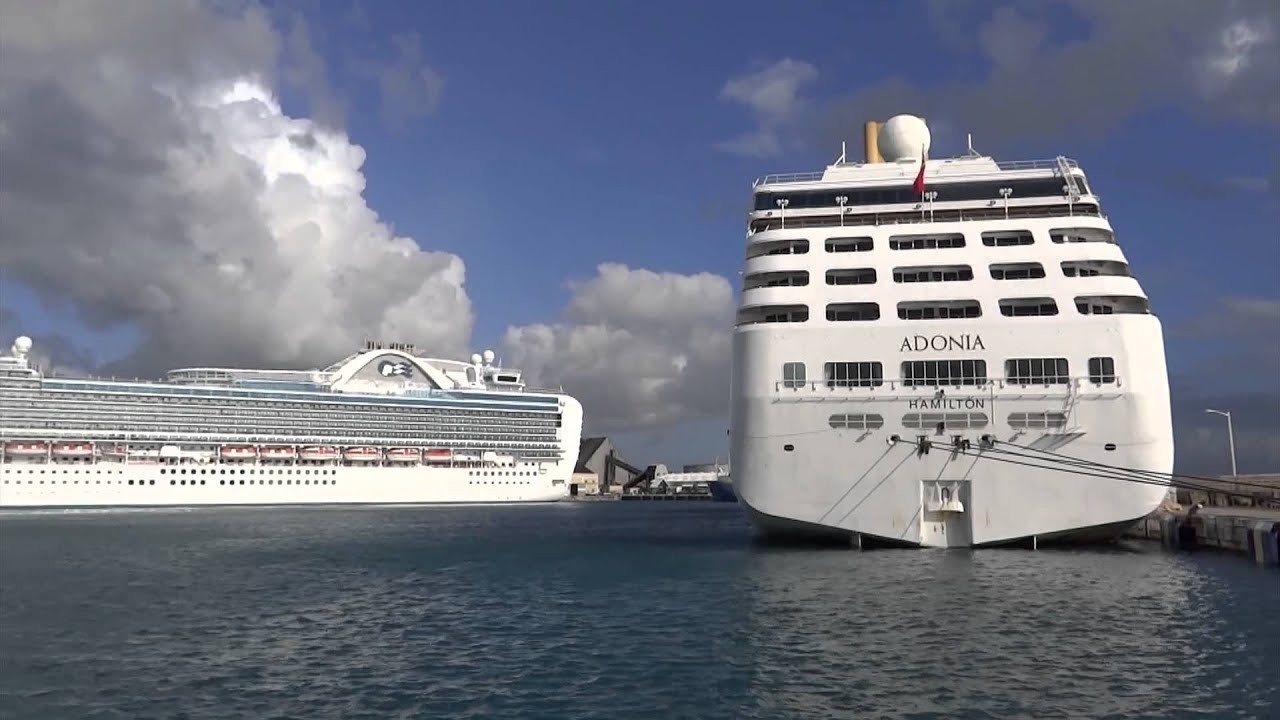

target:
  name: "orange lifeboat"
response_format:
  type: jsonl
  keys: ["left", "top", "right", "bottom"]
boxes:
{"left": 220, "top": 445, "right": 258, "bottom": 460}
{"left": 385, "top": 447, "right": 421, "bottom": 463}
{"left": 259, "top": 445, "right": 298, "bottom": 460}
{"left": 299, "top": 446, "right": 339, "bottom": 462}
{"left": 343, "top": 446, "right": 382, "bottom": 462}
{"left": 4, "top": 441, "right": 49, "bottom": 457}
{"left": 52, "top": 442, "right": 94, "bottom": 458}
{"left": 424, "top": 448, "right": 453, "bottom": 463}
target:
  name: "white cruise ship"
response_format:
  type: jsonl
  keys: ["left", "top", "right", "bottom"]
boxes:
{"left": 729, "top": 114, "right": 1173, "bottom": 548}
{"left": 0, "top": 336, "right": 583, "bottom": 508}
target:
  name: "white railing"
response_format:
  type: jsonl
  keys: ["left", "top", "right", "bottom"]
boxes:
{"left": 749, "top": 203, "right": 1103, "bottom": 234}
{"left": 753, "top": 157, "right": 1081, "bottom": 187}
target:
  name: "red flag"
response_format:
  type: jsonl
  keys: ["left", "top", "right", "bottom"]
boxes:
{"left": 912, "top": 147, "right": 926, "bottom": 195}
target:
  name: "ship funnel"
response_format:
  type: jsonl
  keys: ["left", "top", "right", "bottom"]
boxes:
{"left": 863, "top": 121, "right": 882, "bottom": 164}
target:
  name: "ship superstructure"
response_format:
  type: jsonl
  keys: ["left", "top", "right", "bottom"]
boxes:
{"left": 0, "top": 337, "right": 583, "bottom": 508}
{"left": 729, "top": 114, "right": 1173, "bottom": 547}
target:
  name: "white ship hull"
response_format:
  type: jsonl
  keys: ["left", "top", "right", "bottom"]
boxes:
{"left": 0, "top": 460, "right": 572, "bottom": 508}
{"left": 730, "top": 317, "right": 1174, "bottom": 548}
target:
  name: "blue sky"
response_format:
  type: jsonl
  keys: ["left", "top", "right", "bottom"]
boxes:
{"left": 1, "top": 0, "right": 1276, "bottom": 474}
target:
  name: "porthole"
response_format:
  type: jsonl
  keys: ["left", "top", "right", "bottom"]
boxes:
{"left": 784, "top": 444, "right": 795, "bottom": 452}
{"left": 1104, "top": 443, "right": 1117, "bottom": 451}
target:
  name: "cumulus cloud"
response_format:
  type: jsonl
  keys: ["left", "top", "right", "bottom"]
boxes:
{"left": 502, "top": 264, "right": 734, "bottom": 433}
{"left": 821, "top": 0, "right": 1280, "bottom": 149}
{"left": 716, "top": 58, "right": 818, "bottom": 158}
{"left": 0, "top": 0, "right": 470, "bottom": 377}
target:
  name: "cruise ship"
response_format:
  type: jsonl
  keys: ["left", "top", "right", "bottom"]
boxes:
{"left": 729, "top": 114, "right": 1173, "bottom": 548}
{"left": 0, "top": 336, "right": 583, "bottom": 508}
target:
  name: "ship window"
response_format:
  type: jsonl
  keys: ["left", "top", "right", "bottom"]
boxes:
{"left": 736, "top": 304, "right": 809, "bottom": 325}
{"left": 893, "top": 265, "right": 973, "bottom": 283}
{"left": 825, "top": 236, "right": 873, "bottom": 253}
{"left": 782, "top": 362, "right": 807, "bottom": 389}
{"left": 981, "top": 231, "right": 1034, "bottom": 247}
{"left": 1008, "top": 412, "right": 1068, "bottom": 429}
{"left": 902, "top": 360, "right": 988, "bottom": 387}
{"left": 824, "top": 361, "right": 884, "bottom": 388}
{"left": 889, "top": 233, "right": 965, "bottom": 250}
{"left": 1088, "top": 357, "right": 1116, "bottom": 384}
{"left": 1050, "top": 227, "right": 1115, "bottom": 244}
{"left": 1075, "top": 295, "right": 1151, "bottom": 315}
{"left": 903, "top": 412, "right": 989, "bottom": 430}
{"left": 990, "top": 262, "right": 1045, "bottom": 280}
{"left": 1061, "top": 260, "right": 1131, "bottom": 277}
{"left": 897, "top": 300, "right": 982, "bottom": 320}
{"left": 828, "top": 413, "right": 886, "bottom": 430}
{"left": 826, "top": 303, "right": 880, "bottom": 322}
{"left": 1005, "top": 358, "right": 1070, "bottom": 385}
{"left": 826, "top": 268, "right": 877, "bottom": 285}
{"left": 744, "top": 270, "right": 810, "bottom": 289}
{"left": 999, "top": 298, "right": 1059, "bottom": 317}
{"left": 747, "top": 238, "right": 809, "bottom": 258}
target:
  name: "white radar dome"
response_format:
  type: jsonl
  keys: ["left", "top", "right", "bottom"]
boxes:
{"left": 471, "top": 353, "right": 483, "bottom": 364}
{"left": 13, "top": 336, "right": 32, "bottom": 354}
{"left": 482, "top": 350, "right": 496, "bottom": 364}
{"left": 877, "top": 114, "right": 931, "bottom": 162}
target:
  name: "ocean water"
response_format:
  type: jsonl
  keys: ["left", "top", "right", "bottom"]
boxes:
{"left": 0, "top": 502, "right": 1276, "bottom": 720}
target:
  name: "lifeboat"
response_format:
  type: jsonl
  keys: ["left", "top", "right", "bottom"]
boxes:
{"left": 100, "top": 444, "right": 128, "bottom": 457}
{"left": 343, "top": 446, "right": 382, "bottom": 462}
{"left": 220, "top": 445, "right": 258, "bottom": 460}
{"left": 385, "top": 447, "right": 421, "bottom": 463}
{"left": 299, "top": 445, "right": 339, "bottom": 462}
{"left": 4, "top": 441, "right": 49, "bottom": 457}
{"left": 424, "top": 448, "right": 453, "bottom": 463}
{"left": 52, "top": 442, "right": 94, "bottom": 458}
{"left": 259, "top": 445, "right": 298, "bottom": 460}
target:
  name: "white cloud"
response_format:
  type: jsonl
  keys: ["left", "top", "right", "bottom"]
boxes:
{"left": 0, "top": 0, "right": 471, "bottom": 376}
{"left": 502, "top": 263, "right": 734, "bottom": 433}
{"left": 716, "top": 58, "right": 817, "bottom": 158}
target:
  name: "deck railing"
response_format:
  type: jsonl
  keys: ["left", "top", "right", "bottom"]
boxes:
{"left": 749, "top": 203, "right": 1102, "bottom": 234}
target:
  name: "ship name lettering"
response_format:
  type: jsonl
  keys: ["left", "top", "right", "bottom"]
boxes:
{"left": 899, "top": 334, "right": 986, "bottom": 353}
{"left": 907, "top": 398, "right": 986, "bottom": 410}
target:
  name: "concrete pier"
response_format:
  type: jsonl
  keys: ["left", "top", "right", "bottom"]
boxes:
{"left": 1126, "top": 505, "right": 1280, "bottom": 567}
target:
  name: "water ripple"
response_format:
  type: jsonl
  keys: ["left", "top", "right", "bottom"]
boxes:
{"left": 0, "top": 504, "right": 1276, "bottom": 719}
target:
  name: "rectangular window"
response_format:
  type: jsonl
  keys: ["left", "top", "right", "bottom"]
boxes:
{"left": 735, "top": 305, "right": 809, "bottom": 325}
{"left": 1005, "top": 358, "right": 1069, "bottom": 385}
{"left": 893, "top": 265, "right": 973, "bottom": 283}
{"left": 1061, "top": 261, "right": 1131, "bottom": 278}
{"left": 826, "top": 303, "right": 880, "bottom": 322}
{"left": 1050, "top": 227, "right": 1115, "bottom": 244}
{"left": 825, "top": 237, "right": 873, "bottom": 253}
{"left": 824, "top": 361, "right": 884, "bottom": 388}
{"left": 1008, "top": 412, "right": 1068, "bottom": 429}
{"left": 889, "top": 233, "right": 965, "bottom": 250}
{"left": 902, "top": 360, "right": 988, "bottom": 387}
{"left": 746, "top": 239, "right": 809, "bottom": 259}
{"left": 897, "top": 301, "right": 982, "bottom": 320}
{"left": 1075, "top": 295, "right": 1151, "bottom": 315}
{"left": 981, "top": 231, "right": 1034, "bottom": 247}
{"left": 990, "top": 263, "right": 1045, "bottom": 280}
{"left": 999, "top": 298, "right": 1059, "bottom": 317}
{"left": 828, "top": 413, "right": 886, "bottom": 430}
{"left": 826, "top": 268, "right": 877, "bottom": 285}
{"left": 782, "top": 362, "right": 807, "bottom": 388}
{"left": 1088, "top": 357, "right": 1116, "bottom": 384}
{"left": 903, "top": 412, "right": 990, "bottom": 430}
{"left": 744, "top": 271, "right": 810, "bottom": 289}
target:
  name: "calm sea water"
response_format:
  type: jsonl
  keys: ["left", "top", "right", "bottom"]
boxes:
{"left": 0, "top": 502, "right": 1276, "bottom": 720}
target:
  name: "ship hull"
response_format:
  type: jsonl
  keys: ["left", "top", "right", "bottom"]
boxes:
{"left": 0, "top": 462, "right": 570, "bottom": 508}
{"left": 729, "top": 317, "right": 1174, "bottom": 549}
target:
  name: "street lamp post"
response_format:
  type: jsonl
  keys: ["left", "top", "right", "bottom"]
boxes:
{"left": 1205, "top": 408, "right": 1238, "bottom": 477}
{"left": 836, "top": 195, "right": 848, "bottom": 227}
